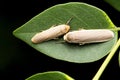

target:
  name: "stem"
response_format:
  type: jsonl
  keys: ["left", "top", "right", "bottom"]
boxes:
{"left": 92, "top": 38, "right": 120, "bottom": 80}
{"left": 109, "top": 27, "right": 120, "bottom": 31}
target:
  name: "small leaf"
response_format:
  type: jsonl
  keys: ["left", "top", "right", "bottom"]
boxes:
{"left": 26, "top": 71, "right": 74, "bottom": 80}
{"left": 104, "top": 0, "right": 120, "bottom": 11}
{"left": 13, "top": 2, "right": 118, "bottom": 63}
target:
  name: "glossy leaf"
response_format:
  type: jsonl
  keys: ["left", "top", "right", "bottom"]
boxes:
{"left": 13, "top": 2, "right": 117, "bottom": 63}
{"left": 26, "top": 71, "right": 74, "bottom": 80}
{"left": 105, "top": 0, "right": 120, "bottom": 11}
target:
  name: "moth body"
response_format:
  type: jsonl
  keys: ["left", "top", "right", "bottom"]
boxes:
{"left": 64, "top": 29, "right": 114, "bottom": 44}
{"left": 31, "top": 24, "right": 70, "bottom": 43}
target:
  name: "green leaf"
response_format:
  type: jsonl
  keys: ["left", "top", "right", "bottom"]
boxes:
{"left": 104, "top": 0, "right": 120, "bottom": 11}
{"left": 26, "top": 71, "right": 74, "bottom": 80}
{"left": 13, "top": 2, "right": 118, "bottom": 63}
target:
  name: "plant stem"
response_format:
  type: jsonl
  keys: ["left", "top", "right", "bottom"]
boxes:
{"left": 110, "top": 27, "right": 120, "bottom": 31}
{"left": 92, "top": 38, "right": 120, "bottom": 80}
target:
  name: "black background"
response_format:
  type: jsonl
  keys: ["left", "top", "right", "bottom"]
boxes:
{"left": 0, "top": 0, "right": 120, "bottom": 80}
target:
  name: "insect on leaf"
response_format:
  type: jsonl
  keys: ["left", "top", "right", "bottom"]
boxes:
{"left": 13, "top": 2, "right": 118, "bottom": 63}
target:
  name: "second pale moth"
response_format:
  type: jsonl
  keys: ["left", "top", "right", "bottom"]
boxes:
{"left": 31, "top": 24, "right": 70, "bottom": 43}
{"left": 64, "top": 29, "right": 114, "bottom": 45}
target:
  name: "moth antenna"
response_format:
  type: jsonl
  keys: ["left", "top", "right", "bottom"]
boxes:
{"left": 50, "top": 24, "right": 57, "bottom": 28}
{"left": 66, "top": 17, "right": 73, "bottom": 25}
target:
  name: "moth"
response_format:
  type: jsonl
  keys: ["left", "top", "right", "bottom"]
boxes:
{"left": 64, "top": 29, "right": 114, "bottom": 45}
{"left": 31, "top": 18, "right": 72, "bottom": 44}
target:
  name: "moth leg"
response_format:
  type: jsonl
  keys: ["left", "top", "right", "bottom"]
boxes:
{"left": 50, "top": 24, "right": 57, "bottom": 28}
{"left": 78, "top": 28, "right": 85, "bottom": 30}
{"left": 53, "top": 37, "right": 59, "bottom": 40}
{"left": 79, "top": 43, "right": 85, "bottom": 45}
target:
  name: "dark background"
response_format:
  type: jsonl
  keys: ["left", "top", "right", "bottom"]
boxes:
{"left": 0, "top": 0, "right": 120, "bottom": 80}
